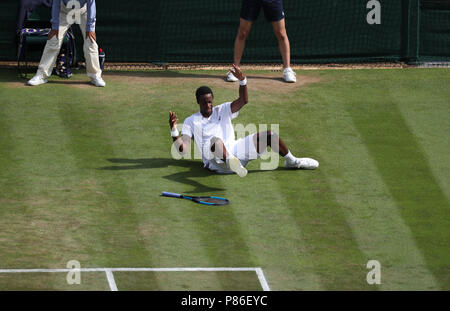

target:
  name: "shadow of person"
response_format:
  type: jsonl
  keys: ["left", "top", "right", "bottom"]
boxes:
{"left": 99, "top": 158, "right": 225, "bottom": 193}
{"left": 102, "top": 70, "right": 289, "bottom": 84}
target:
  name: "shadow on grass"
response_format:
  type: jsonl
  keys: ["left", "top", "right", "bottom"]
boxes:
{"left": 99, "top": 157, "right": 310, "bottom": 192}
{"left": 0, "top": 68, "right": 94, "bottom": 85}
{"left": 99, "top": 157, "right": 225, "bottom": 193}
{"left": 0, "top": 67, "right": 295, "bottom": 85}
{"left": 45, "top": 79, "right": 92, "bottom": 85}
{"left": 102, "top": 70, "right": 289, "bottom": 83}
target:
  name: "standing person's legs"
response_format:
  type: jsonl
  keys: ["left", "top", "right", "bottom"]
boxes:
{"left": 227, "top": 0, "right": 260, "bottom": 82}
{"left": 233, "top": 18, "right": 254, "bottom": 68}
{"left": 272, "top": 19, "right": 296, "bottom": 82}
{"left": 208, "top": 137, "right": 248, "bottom": 177}
{"left": 262, "top": 0, "right": 296, "bottom": 82}
{"left": 78, "top": 6, "right": 102, "bottom": 80}
{"left": 271, "top": 19, "right": 290, "bottom": 70}
{"left": 29, "top": 5, "right": 71, "bottom": 84}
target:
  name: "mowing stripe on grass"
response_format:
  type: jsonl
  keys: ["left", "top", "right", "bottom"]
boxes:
{"left": 0, "top": 106, "right": 31, "bottom": 267}
{"left": 267, "top": 91, "right": 374, "bottom": 289}
{"left": 348, "top": 92, "right": 450, "bottom": 289}
{"left": 392, "top": 76, "right": 450, "bottom": 202}
{"left": 0, "top": 92, "right": 99, "bottom": 281}
{"left": 182, "top": 176, "right": 258, "bottom": 290}
{"left": 301, "top": 83, "right": 439, "bottom": 290}
{"left": 277, "top": 167, "right": 374, "bottom": 290}
{"left": 229, "top": 167, "right": 325, "bottom": 290}
{"left": 57, "top": 97, "right": 160, "bottom": 288}
{"left": 0, "top": 107, "right": 20, "bottom": 195}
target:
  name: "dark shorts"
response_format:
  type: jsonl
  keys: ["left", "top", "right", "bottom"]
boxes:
{"left": 240, "top": 0, "right": 285, "bottom": 22}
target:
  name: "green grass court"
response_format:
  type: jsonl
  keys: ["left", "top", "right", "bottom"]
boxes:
{"left": 0, "top": 67, "right": 449, "bottom": 290}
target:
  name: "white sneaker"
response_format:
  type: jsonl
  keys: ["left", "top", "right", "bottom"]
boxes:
{"left": 228, "top": 156, "right": 248, "bottom": 177}
{"left": 226, "top": 71, "right": 239, "bottom": 82}
{"left": 285, "top": 157, "right": 319, "bottom": 170}
{"left": 283, "top": 67, "right": 296, "bottom": 83}
{"left": 90, "top": 76, "right": 106, "bottom": 87}
{"left": 27, "top": 75, "right": 48, "bottom": 86}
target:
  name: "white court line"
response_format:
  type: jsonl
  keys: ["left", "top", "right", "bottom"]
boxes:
{"left": 0, "top": 267, "right": 270, "bottom": 291}
{"left": 255, "top": 268, "right": 271, "bottom": 291}
{"left": 105, "top": 269, "right": 118, "bottom": 291}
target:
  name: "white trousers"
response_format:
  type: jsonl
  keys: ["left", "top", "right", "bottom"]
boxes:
{"left": 36, "top": 2, "right": 102, "bottom": 79}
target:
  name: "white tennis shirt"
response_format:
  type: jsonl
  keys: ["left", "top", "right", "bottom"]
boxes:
{"left": 181, "top": 102, "right": 239, "bottom": 168}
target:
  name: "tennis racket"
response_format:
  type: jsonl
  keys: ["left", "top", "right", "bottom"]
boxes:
{"left": 161, "top": 191, "right": 229, "bottom": 206}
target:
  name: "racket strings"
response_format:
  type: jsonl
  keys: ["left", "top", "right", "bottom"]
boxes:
{"left": 197, "top": 197, "right": 229, "bottom": 205}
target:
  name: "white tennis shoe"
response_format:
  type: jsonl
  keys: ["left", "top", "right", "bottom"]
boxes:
{"left": 27, "top": 75, "right": 48, "bottom": 86}
{"left": 285, "top": 157, "right": 319, "bottom": 170}
{"left": 90, "top": 76, "right": 106, "bottom": 87}
{"left": 227, "top": 156, "right": 248, "bottom": 177}
{"left": 226, "top": 71, "right": 239, "bottom": 82}
{"left": 283, "top": 67, "right": 297, "bottom": 83}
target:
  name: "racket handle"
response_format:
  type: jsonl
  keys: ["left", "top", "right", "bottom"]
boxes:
{"left": 161, "top": 191, "right": 182, "bottom": 198}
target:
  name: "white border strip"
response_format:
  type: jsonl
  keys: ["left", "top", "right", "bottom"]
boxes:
{"left": 105, "top": 269, "right": 118, "bottom": 291}
{"left": 255, "top": 268, "right": 270, "bottom": 291}
{"left": 0, "top": 267, "right": 259, "bottom": 273}
{"left": 0, "top": 267, "right": 270, "bottom": 291}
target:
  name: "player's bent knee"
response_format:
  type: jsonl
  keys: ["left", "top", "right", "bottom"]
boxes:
{"left": 210, "top": 136, "right": 223, "bottom": 147}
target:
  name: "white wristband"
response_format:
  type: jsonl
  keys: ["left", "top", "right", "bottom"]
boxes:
{"left": 170, "top": 128, "right": 179, "bottom": 137}
{"left": 238, "top": 77, "right": 247, "bottom": 86}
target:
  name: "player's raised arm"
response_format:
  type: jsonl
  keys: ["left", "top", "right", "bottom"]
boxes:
{"left": 169, "top": 111, "right": 190, "bottom": 154}
{"left": 230, "top": 64, "right": 248, "bottom": 113}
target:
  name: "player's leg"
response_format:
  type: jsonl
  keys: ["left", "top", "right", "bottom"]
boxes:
{"left": 262, "top": 0, "right": 296, "bottom": 82}
{"left": 210, "top": 137, "right": 248, "bottom": 177}
{"left": 233, "top": 19, "right": 254, "bottom": 68}
{"left": 227, "top": 20, "right": 253, "bottom": 82}
{"left": 271, "top": 19, "right": 291, "bottom": 70}
{"left": 227, "top": 0, "right": 261, "bottom": 82}
{"left": 210, "top": 137, "right": 228, "bottom": 161}
{"left": 28, "top": 7, "right": 70, "bottom": 85}
{"left": 253, "top": 130, "right": 287, "bottom": 156}
{"left": 78, "top": 5, "right": 105, "bottom": 87}
{"left": 253, "top": 131, "right": 319, "bottom": 169}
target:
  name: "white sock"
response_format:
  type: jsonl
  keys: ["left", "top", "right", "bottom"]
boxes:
{"left": 283, "top": 151, "right": 296, "bottom": 163}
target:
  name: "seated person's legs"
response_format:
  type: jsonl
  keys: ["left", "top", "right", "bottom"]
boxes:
{"left": 207, "top": 137, "right": 248, "bottom": 177}
{"left": 254, "top": 130, "right": 319, "bottom": 169}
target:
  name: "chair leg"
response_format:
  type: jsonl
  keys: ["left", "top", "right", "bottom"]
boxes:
{"left": 17, "top": 35, "right": 26, "bottom": 79}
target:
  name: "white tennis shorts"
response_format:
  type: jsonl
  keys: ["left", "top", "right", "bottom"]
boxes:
{"left": 204, "top": 133, "right": 263, "bottom": 174}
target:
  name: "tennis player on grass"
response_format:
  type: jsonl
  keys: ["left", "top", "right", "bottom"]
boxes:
{"left": 169, "top": 65, "right": 318, "bottom": 177}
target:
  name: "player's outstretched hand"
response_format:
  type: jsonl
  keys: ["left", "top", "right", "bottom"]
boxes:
{"left": 169, "top": 111, "right": 178, "bottom": 129}
{"left": 230, "top": 64, "right": 245, "bottom": 81}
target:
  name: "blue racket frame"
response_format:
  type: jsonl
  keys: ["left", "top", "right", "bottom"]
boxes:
{"left": 161, "top": 192, "right": 229, "bottom": 206}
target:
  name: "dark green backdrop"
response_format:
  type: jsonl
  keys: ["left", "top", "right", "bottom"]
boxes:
{"left": 1, "top": 0, "right": 449, "bottom": 64}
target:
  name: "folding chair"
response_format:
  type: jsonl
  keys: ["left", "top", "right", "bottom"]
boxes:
{"left": 17, "top": 4, "right": 75, "bottom": 78}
